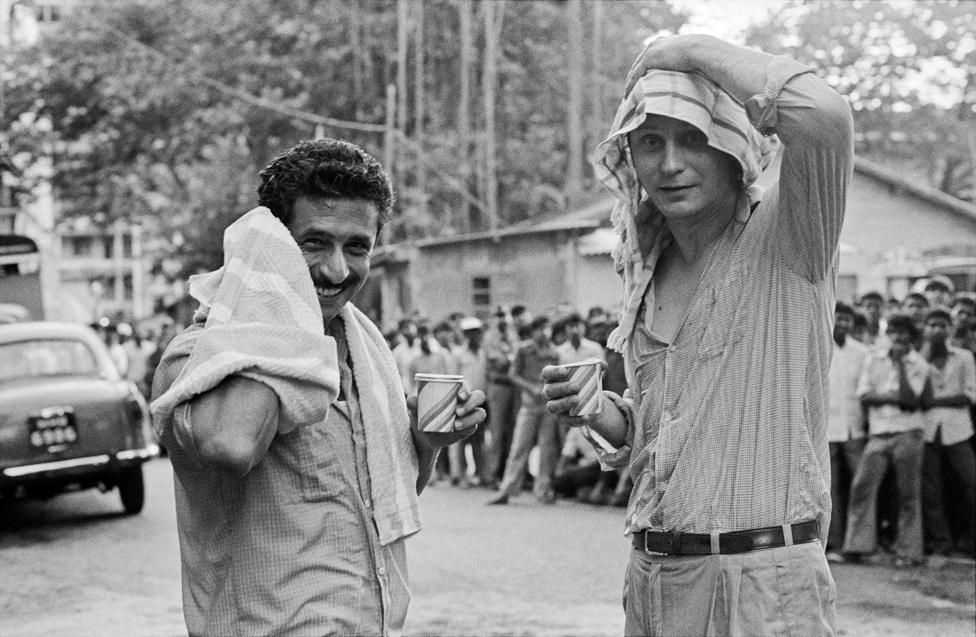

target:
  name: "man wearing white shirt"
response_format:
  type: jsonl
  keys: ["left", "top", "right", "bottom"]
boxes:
{"left": 555, "top": 313, "right": 605, "bottom": 366}
{"left": 825, "top": 303, "right": 868, "bottom": 562}
{"left": 920, "top": 309, "right": 976, "bottom": 556}
{"left": 843, "top": 314, "right": 932, "bottom": 566}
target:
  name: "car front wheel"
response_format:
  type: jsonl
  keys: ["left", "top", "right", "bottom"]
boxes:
{"left": 118, "top": 466, "right": 145, "bottom": 514}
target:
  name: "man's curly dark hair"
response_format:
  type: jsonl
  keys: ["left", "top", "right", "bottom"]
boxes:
{"left": 257, "top": 139, "right": 394, "bottom": 231}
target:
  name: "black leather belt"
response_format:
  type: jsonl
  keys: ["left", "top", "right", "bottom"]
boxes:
{"left": 632, "top": 520, "right": 820, "bottom": 555}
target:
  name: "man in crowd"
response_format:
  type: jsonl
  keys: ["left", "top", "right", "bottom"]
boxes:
{"left": 902, "top": 292, "right": 930, "bottom": 344}
{"left": 843, "top": 314, "right": 931, "bottom": 567}
{"left": 919, "top": 308, "right": 976, "bottom": 556}
{"left": 542, "top": 34, "right": 853, "bottom": 634}
{"left": 449, "top": 317, "right": 489, "bottom": 487}
{"left": 488, "top": 316, "right": 561, "bottom": 505}
{"left": 552, "top": 425, "right": 606, "bottom": 501}
{"left": 858, "top": 290, "right": 886, "bottom": 346}
{"left": 555, "top": 313, "right": 605, "bottom": 368}
{"left": 482, "top": 308, "right": 518, "bottom": 489}
{"left": 949, "top": 294, "right": 976, "bottom": 354}
{"left": 825, "top": 302, "right": 869, "bottom": 563}
{"left": 392, "top": 317, "right": 420, "bottom": 396}
{"left": 922, "top": 276, "right": 954, "bottom": 310}
{"left": 151, "top": 139, "right": 485, "bottom": 636}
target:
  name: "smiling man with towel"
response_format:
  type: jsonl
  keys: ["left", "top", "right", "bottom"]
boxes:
{"left": 151, "top": 139, "right": 485, "bottom": 637}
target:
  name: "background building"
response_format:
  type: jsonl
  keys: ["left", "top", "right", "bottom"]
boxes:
{"left": 361, "top": 154, "right": 976, "bottom": 325}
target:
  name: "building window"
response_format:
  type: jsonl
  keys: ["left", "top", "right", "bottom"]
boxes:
{"left": 35, "top": 2, "right": 62, "bottom": 22}
{"left": 472, "top": 276, "right": 491, "bottom": 309}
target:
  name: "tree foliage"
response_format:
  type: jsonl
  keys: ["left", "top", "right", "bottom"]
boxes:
{"left": 5, "top": 0, "right": 682, "bottom": 276}
{"left": 744, "top": 0, "right": 975, "bottom": 202}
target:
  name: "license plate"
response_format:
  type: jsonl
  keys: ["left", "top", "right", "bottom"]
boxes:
{"left": 29, "top": 408, "right": 78, "bottom": 448}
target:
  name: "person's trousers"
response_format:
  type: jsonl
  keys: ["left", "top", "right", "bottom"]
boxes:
{"left": 844, "top": 430, "right": 924, "bottom": 559}
{"left": 552, "top": 461, "right": 602, "bottom": 498}
{"left": 923, "top": 435, "right": 976, "bottom": 554}
{"left": 623, "top": 541, "right": 836, "bottom": 636}
{"left": 484, "top": 381, "right": 516, "bottom": 483}
{"left": 827, "top": 439, "right": 866, "bottom": 550}
{"left": 447, "top": 415, "right": 486, "bottom": 483}
{"left": 496, "top": 399, "right": 559, "bottom": 498}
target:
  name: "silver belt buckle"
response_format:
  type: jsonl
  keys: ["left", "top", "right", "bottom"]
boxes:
{"left": 643, "top": 531, "right": 670, "bottom": 556}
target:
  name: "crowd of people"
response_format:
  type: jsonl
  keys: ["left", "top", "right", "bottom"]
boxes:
{"left": 827, "top": 276, "right": 976, "bottom": 566}
{"left": 383, "top": 272, "right": 976, "bottom": 571}
{"left": 91, "top": 317, "right": 179, "bottom": 401}
{"left": 383, "top": 303, "right": 634, "bottom": 508}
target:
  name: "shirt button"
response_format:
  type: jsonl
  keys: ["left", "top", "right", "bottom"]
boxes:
{"left": 378, "top": 566, "right": 387, "bottom": 576}
{"left": 363, "top": 498, "right": 371, "bottom": 508}
{"left": 667, "top": 345, "right": 676, "bottom": 353}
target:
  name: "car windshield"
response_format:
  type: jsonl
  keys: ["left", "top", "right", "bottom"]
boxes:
{"left": 0, "top": 339, "right": 100, "bottom": 382}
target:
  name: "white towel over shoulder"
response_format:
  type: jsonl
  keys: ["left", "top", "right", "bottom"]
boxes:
{"left": 150, "top": 206, "right": 339, "bottom": 434}
{"left": 150, "top": 206, "right": 421, "bottom": 545}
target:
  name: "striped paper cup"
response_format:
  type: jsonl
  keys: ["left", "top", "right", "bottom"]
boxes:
{"left": 559, "top": 359, "right": 604, "bottom": 417}
{"left": 415, "top": 373, "right": 465, "bottom": 432}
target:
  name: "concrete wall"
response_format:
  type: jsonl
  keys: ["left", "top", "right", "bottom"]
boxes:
{"left": 839, "top": 173, "right": 976, "bottom": 296}
{"left": 573, "top": 252, "right": 622, "bottom": 316}
{"left": 411, "top": 233, "right": 578, "bottom": 320}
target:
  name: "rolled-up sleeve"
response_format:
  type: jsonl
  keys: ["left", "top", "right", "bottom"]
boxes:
{"left": 150, "top": 325, "right": 206, "bottom": 464}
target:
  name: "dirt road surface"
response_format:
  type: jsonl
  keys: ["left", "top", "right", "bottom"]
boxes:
{"left": 0, "top": 459, "right": 972, "bottom": 636}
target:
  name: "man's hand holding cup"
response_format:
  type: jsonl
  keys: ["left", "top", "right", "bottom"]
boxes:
{"left": 541, "top": 359, "right": 607, "bottom": 427}
{"left": 408, "top": 373, "right": 485, "bottom": 449}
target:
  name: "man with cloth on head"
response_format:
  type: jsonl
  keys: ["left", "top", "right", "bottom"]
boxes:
{"left": 151, "top": 138, "right": 485, "bottom": 637}
{"left": 542, "top": 34, "right": 853, "bottom": 635}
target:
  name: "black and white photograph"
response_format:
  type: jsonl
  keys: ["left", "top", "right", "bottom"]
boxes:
{"left": 1, "top": 1, "right": 974, "bottom": 635}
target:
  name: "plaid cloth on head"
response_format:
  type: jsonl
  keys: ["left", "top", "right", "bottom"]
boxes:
{"left": 592, "top": 70, "right": 776, "bottom": 352}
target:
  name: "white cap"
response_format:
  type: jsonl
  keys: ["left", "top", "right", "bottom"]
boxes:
{"left": 459, "top": 317, "right": 483, "bottom": 331}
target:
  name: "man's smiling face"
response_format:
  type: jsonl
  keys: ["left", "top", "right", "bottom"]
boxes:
{"left": 287, "top": 196, "right": 378, "bottom": 328}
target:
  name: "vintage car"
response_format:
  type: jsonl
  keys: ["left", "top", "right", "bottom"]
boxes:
{"left": 0, "top": 321, "right": 158, "bottom": 514}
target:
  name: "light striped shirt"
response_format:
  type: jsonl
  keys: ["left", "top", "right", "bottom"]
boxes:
{"left": 856, "top": 348, "right": 930, "bottom": 436}
{"left": 557, "top": 337, "right": 606, "bottom": 366}
{"left": 828, "top": 338, "right": 869, "bottom": 442}
{"left": 160, "top": 325, "right": 410, "bottom": 637}
{"left": 598, "top": 59, "right": 854, "bottom": 538}
{"left": 923, "top": 345, "right": 976, "bottom": 445}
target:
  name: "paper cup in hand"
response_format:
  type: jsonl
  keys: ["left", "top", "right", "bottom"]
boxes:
{"left": 558, "top": 359, "right": 604, "bottom": 417}
{"left": 415, "top": 374, "right": 465, "bottom": 432}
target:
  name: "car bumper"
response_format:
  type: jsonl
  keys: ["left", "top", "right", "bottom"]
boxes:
{"left": 0, "top": 444, "right": 159, "bottom": 482}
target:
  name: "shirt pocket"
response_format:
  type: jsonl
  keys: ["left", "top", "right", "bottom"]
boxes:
{"left": 275, "top": 420, "right": 347, "bottom": 503}
{"left": 696, "top": 270, "right": 746, "bottom": 361}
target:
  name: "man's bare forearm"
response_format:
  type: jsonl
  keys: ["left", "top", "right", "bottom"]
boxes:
{"left": 189, "top": 376, "right": 280, "bottom": 476}
{"left": 585, "top": 396, "right": 629, "bottom": 449}
{"left": 413, "top": 436, "right": 438, "bottom": 495}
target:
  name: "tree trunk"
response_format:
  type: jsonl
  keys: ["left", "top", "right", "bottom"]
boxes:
{"left": 349, "top": 4, "right": 364, "bottom": 120}
{"left": 589, "top": 0, "right": 604, "bottom": 157}
{"left": 413, "top": 1, "right": 427, "bottom": 222}
{"left": 482, "top": 0, "right": 504, "bottom": 235}
{"left": 457, "top": 0, "right": 474, "bottom": 233}
{"left": 396, "top": 0, "right": 410, "bottom": 181}
{"left": 565, "top": 0, "right": 584, "bottom": 208}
